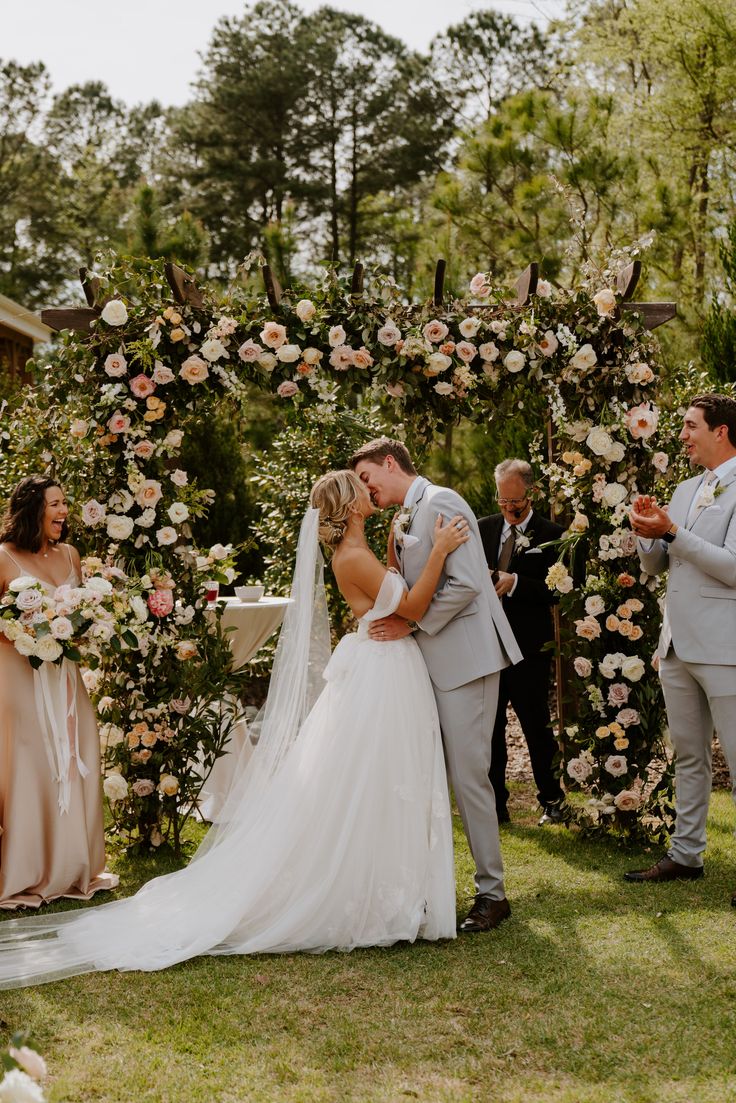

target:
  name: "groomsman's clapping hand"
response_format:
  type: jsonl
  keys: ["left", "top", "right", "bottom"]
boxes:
{"left": 629, "top": 495, "right": 673, "bottom": 540}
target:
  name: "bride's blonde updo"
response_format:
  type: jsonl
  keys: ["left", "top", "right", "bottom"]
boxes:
{"left": 309, "top": 469, "right": 365, "bottom": 551}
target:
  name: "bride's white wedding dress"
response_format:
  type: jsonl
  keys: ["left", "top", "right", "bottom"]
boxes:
{"left": 0, "top": 511, "right": 455, "bottom": 988}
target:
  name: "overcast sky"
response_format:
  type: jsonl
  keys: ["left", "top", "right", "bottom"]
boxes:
{"left": 5, "top": 0, "right": 564, "bottom": 108}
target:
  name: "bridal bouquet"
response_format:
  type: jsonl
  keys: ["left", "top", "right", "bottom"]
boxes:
{"left": 0, "top": 564, "right": 138, "bottom": 669}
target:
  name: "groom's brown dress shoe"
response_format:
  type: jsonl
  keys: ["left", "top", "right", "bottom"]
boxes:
{"left": 458, "top": 895, "right": 511, "bottom": 933}
{"left": 624, "top": 855, "right": 704, "bottom": 883}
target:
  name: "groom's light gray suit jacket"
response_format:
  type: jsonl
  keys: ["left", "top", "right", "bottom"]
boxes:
{"left": 399, "top": 479, "right": 522, "bottom": 690}
{"left": 638, "top": 468, "right": 736, "bottom": 663}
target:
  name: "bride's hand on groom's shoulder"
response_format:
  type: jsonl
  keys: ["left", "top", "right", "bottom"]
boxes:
{"left": 433, "top": 513, "right": 470, "bottom": 556}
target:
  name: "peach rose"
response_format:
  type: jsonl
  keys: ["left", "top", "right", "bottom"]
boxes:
{"left": 129, "top": 373, "right": 156, "bottom": 399}
{"left": 179, "top": 355, "right": 209, "bottom": 385}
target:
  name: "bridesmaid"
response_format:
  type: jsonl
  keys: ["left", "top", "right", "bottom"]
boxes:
{"left": 0, "top": 475, "right": 118, "bottom": 908}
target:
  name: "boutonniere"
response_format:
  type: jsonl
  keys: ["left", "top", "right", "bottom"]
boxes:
{"left": 696, "top": 483, "right": 725, "bottom": 510}
{"left": 393, "top": 509, "right": 412, "bottom": 546}
{"left": 514, "top": 532, "right": 531, "bottom": 551}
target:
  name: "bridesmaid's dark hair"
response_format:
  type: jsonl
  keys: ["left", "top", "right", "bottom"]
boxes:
{"left": 0, "top": 476, "right": 69, "bottom": 552}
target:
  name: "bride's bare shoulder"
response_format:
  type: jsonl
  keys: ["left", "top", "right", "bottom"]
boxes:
{"left": 332, "top": 543, "right": 381, "bottom": 582}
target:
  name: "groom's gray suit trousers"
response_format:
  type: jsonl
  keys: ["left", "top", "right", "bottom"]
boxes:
{"left": 433, "top": 671, "right": 505, "bottom": 899}
{"left": 660, "top": 650, "right": 736, "bottom": 868}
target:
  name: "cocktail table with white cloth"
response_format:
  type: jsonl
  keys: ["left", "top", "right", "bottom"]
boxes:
{"left": 199, "top": 595, "right": 291, "bottom": 821}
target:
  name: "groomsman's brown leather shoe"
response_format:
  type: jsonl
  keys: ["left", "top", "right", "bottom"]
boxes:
{"left": 458, "top": 895, "right": 511, "bottom": 933}
{"left": 624, "top": 855, "right": 704, "bottom": 882}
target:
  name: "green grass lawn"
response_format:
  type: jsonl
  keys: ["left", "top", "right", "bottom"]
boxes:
{"left": 2, "top": 784, "right": 735, "bottom": 1103}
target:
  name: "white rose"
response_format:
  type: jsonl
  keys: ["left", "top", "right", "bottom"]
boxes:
{"left": 50, "top": 616, "right": 74, "bottom": 640}
{"left": 586, "top": 426, "right": 614, "bottom": 456}
{"left": 328, "top": 325, "right": 346, "bottom": 347}
{"left": 570, "top": 344, "right": 598, "bottom": 371}
{"left": 504, "top": 350, "right": 526, "bottom": 373}
{"left": 135, "top": 479, "right": 163, "bottom": 509}
{"left": 107, "top": 514, "right": 134, "bottom": 541}
{"left": 434, "top": 381, "right": 455, "bottom": 395}
{"left": 70, "top": 417, "right": 88, "bottom": 438}
{"left": 0, "top": 1068, "right": 46, "bottom": 1103}
{"left": 7, "top": 576, "right": 37, "bottom": 592}
{"left": 163, "top": 429, "right": 184, "bottom": 448}
{"left": 585, "top": 595, "right": 605, "bottom": 616}
{"left": 652, "top": 451, "right": 669, "bottom": 473}
{"left": 601, "top": 482, "right": 628, "bottom": 508}
{"left": 199, "top": 337, "right": 227, "bottom": 362}
{"left": 536, "top": 279, "right": 552, "bottom": 298}
{"left": 603, "top": 442, "right": 626, "bottom": 463}
{"left": 100, "top": 299, "right": 128, "bottom": 326}
{"left": 209, "top": 543, "right": 230, "bottom": 559}
{"left": 276, "top": 343, "right": 302, "bottom": 363}
{"left": 621, "top": 655, "right": 645, "bottom": 682}
{"left": 258, "top": 352, "right": 278, "bottom": 373}
{"left": 135, "top": 508, "right": 156, "bottom": 529}
{"left": 478, "top": 342, "right": 499, "bottom": 362}
{"left": 538, "top": 330, "right": 559, "bottom": 356}
{"left": 168, "top": 502, "right": 189, "bottom": 524}
{"left": 170, "top": 469, "right": 188, "bottom": 487}
{"left": 35, "top": 635, "right": 64, "bottom": 662}
{"left": 237, "top": 339, "right": 263, "bottom": 363}
{"left": 101, "top": 723, "right": 125, "bottom": 746}
{"left": 103, "top": 773, "right": 129, "bottom": 802}
{"left": 130, "top": 595, "right": 149, "bottom": 622}
{"left": 85, "top": 576, "right": 113, "bottom": 595}
{"left": 295, "top": 299, "right": 316, "bottom": 322}
{"left": 14, "top": 633, "right": 37, "bottom": 656}
{"left": 566, "top": 757, "right": 593, "bottom": 782}
{"left": 459, "top": 317, "right": 481, "bottom": 338}
{"left": 592, "top": 288, "right": 616, "bottom": 317}
{"left": 156, "top": 527, "right": 178, "bottom": 546}
{"left": 426, "top": 352, "right": 452, "bottom": 375}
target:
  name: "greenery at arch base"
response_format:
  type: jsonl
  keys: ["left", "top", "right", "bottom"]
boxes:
{"left": 1, "top": 248, "right": 682, "bottom": 852}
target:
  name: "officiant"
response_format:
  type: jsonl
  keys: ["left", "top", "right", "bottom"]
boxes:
{"left": 478, "top": 459, "right": 567, "bottom": 826}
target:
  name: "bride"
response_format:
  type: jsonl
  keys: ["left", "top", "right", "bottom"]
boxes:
{"left": 0, "top": 469, "right": 469, "bottom": 988}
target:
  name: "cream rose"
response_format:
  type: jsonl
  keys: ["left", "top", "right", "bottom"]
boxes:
{"left": 295, "top": 299, "right": 316, "bottom": 323}
{"left": 570, "top": 344, "right": 598, "bottom": 372}
{"left": 136, "top": 480, "right": 163, "bottom": 509}
{"left": 426, "top": 352, "right": 452, "bottom": 375}
{"left": 614, "top": 789, "right": 641, "bottom": 812}
{"left": 504, "top": 350, "right": 526, "bottom": 373}
{"left": 625, "top": 403, "right": 659, "bottom": 440}
{"left": 106, "top": 514, "right": 135, "bottom": 541}
{"left": 455, "top": 340, "right": 478, "bottom": 363}
{"left": 158, "top": 774, "right": 180, "bottom": 796}
{"left": 621, "top": 655, "right": 645, "bottom": 682}
{"left": 107, "top": 410, "right": 131, "bottom": 435}
{"left": 586, "top": 426, "right": 613, "bottom": 456}
{"left": 70, "top": 418, "right": 88, "bottom": 438}
{"left": 469, "top": 273, "right": 491, "bottom": 298}
{"left": 179, "top": 355, "right": 209, "bottom": 385}
{"left": 175, "top": 639, "right": 198, "bottom": 661}
{"left": 567, "top": 757, "right": 593, "bottom": 782}
{"left": 302, "top": 347, "right": 323, "bottom": 366}
{"left": 458, "top": 317, "right": 481, "bottom": 339}
{"left": 35, "top": 635, "right": 64, "bottom": 662}
{"left": 423, "top": 319, "right": 449, "bottom": 344}
{"left": 200, "top": 337, "right": 227, "bottom": 362}
{"left": 276, "top": 343, "right": 302, "bottom": 363}
{"left": 604, "top": 754, "right": 628, "bottom": 777}
{"left": 573, "top": 657, "right": 592, "bottom": 677}
{"left": 538, "top": 330, "right": 559, "bottom": 356}
{"left": 585, "top": 595, "right": 605, "bottom": 616}
{"left": 156, "top": 526, "right": 178, "bottom": 546}
{"left": 652, "top": 451, "right": 669, "bottom": 473}
{"left": 592, "top": 288, "right": 616, "bottom": 317}
{"left": 168, "top": 502, "right": 189, "bottom": 524}
{"left": 258, "top": 352, "right": 278, "bottom": 372}
{"left": 101, "top": 299, "right": 128, "bottom": 326}
{"left": 478, "top": 342, "right": 499, "bottom": 362}
{"left": 602, "top": 482, "right": 628, "bottom": 508}
{"left": 238, "top": 339, "right": 263, "bottom": 362}
{"left": 152, "top": 362, "right": 175, "bottom": 385}
{"left": 328, "top": 325, "right": 346, "bottom": 347}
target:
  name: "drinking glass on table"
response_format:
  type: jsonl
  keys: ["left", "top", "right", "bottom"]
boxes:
{"left": 204, "top": 579, "right": 219, "bottom": 605}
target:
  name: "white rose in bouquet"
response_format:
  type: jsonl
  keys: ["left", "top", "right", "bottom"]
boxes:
{"left": 0, "top": 1068, "right": 46, "bottom": 1103}
{"left": 15, "top": 589, "right": 43, "bottom": 612}
{"left": 14, "top": 633, "right": 37, "bottom": 656}
{"left": 8, "top": 576, "right": 38, "bottom": 592}
{"left": 34, "top": 636, "right": 64, "bottom": 663}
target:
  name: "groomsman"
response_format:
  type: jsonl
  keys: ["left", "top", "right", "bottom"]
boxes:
{"left": 626, "top": 393, "right": 736, "bottom": 903}
{"left": 478, "top": 460, "right": 566, "bottom": 825}
{"left": 349, "top": 438, "right": 522, "bottom": 933}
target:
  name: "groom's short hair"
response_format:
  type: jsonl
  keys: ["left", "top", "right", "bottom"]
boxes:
{"left": 690, "top": 393, "right": 736, "bottom": 447}
{"left": 348, "top": 437, "right": 417, "bottom": 475}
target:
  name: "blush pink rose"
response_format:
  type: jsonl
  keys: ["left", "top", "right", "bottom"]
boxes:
{"left": 277, "top": 381, "right": 299, "bottom": 398}
{"left": 129, "top": 373, "right": 156, "bottom": 399}
{"left": 608, "top": 682, "right": 630, "bottom": 706}
{"left": 148, "top": 589, "right": 174, "bottom": 617}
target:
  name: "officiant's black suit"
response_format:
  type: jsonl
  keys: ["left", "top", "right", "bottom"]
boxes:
{"left": 477, "top": 511, "right": 565, "bottom": 819}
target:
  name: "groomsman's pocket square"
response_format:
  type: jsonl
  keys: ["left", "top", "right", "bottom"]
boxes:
{"left": 402, "top": 534, "right": 420, "bottom": 548}
{"left": 524, "top": 547, "right": 543, "bottom": 554}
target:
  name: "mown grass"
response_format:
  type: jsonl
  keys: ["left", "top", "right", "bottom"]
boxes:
{"left": 2, "top": 784, "right": 735, "bottom": 1103}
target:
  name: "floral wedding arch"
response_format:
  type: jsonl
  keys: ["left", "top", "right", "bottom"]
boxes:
{"left": 2, "top": 249, "right": 678, "bottom": 850}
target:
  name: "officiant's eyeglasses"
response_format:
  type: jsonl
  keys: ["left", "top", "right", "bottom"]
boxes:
{"left": 496, "top": 496, "right": 528, "bottom": 506}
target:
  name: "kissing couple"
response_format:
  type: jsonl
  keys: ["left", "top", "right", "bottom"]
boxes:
{"left": 0, "top": 438, "right": 521, "bottom": 990}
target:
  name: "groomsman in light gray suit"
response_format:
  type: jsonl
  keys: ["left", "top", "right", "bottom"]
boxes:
{"left": 625, "top": 393, "right": 736, "bottom": 904}
{"left": 349, "top": 438, "right": 522, "bottom": 932}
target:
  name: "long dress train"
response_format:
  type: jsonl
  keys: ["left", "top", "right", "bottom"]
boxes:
{"left": 0, "top": 517, "right": 454, "bottom": 988}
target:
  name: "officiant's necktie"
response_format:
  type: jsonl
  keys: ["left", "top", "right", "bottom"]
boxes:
{"left": 497, "top": 527, "right": 516, "bottom": 572}
{"left": 687, "top": 469, "right": 718, "bottom": 527}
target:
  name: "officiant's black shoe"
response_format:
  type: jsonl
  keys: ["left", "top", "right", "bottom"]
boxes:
{"left": 624, "top": 855, "right": 704, "bottom": 883}
{"left": 458, "top": 895, "right": 510, "bottom": 933}
{"left": 496, "top": 807, "right": 510, "bottom": 825}
{"left": 537, "top": 801, "right": 569, "bottom": 827}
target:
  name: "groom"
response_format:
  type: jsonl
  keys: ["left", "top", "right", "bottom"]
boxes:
{"left": 349, "top": 438, "right": 522, "bottom": 932}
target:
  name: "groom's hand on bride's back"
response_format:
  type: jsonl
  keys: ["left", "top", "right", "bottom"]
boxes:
{"left": 368, "top": 614, "right": 414, "bottom": 641}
